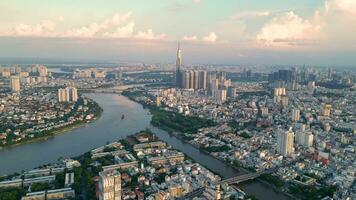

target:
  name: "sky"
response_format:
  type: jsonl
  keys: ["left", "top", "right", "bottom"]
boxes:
{"left": 0, "top": 0, "right": 355, "bottom": 66}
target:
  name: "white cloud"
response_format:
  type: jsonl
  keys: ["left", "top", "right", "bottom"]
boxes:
{"left": 256, "top": 0, "right": 356, "bottom": 48}
{"left": 2, "top": 12, "right": 167, "bottom": 41}
{"left": 326, "top": 0, "right": 356, "bottom": 15}
{"left": 232, "top": 11, "right": 271, "bottom": 19}
{"left": 183, "top": 35, "right": 198, "bottom": 41}
{"left": 202, "top": 32, "right": 217, "bottom": 42}
{"left": 135, "top": 29, "right": 166, "bottom": 40}
{"left": 256, "top": 11, "right": 320, "bottom": 46}
{"left": 103, "top": 22, "right": 135, "bottom": 38}
{"left": 63, "top": 12, "right": 132, "bottom": 38}
{"left": 100, "top": 12, "right": 132, "bottom": 30}
{"left": 13, "top": 20, "right": 56, "bottom": 37}
{"left": 183, "top": 32, "right": 219, "bottom": 43}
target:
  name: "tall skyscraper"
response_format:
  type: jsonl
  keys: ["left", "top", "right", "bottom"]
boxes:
{"left": 99, "top": 170, "right": 121, "bottom": 200}
{"left": 175, "top": 42, "right": 182, "bottom": 88}
{"left": 277, "top": 128, "right": 294, "bottom": 157}
{"left": 10, "top": 76, "right": 20, "bottom": 92}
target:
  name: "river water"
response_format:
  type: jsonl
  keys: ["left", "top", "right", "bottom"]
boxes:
{"left": 0, "top": 94, "right": 289, "bottom": 200}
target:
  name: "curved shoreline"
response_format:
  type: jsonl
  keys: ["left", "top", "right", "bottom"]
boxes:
{"left": 0, "top": 101, "right": 103, "bottom": 151}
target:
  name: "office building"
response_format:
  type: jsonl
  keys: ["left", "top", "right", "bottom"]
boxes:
{"left": 175, "top": 43, "right": 183, "bottom": 88}
{"left": 10, "top": 76, "right": 20, "bottom": 92}
{"left": 277, "top": 128, "right": 294, "bottom": 157}
{"left": 99, "top": 170, "right": 121, "bottom": 200}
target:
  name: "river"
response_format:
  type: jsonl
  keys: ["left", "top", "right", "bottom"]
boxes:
{"left": 0, "top": 93, "right": 289, "bottom": 200}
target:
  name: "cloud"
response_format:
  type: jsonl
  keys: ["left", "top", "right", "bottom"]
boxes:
{"left": 135, "top": 29, "right": 166, "bottom": 40}
{"left": 326, "top": 0, "right": 356, "bottom": 15}
{"left": 256, "top": 0, "right": 356, "bottom": 48}
{"left": 103, "top": 22, "right": 135, "bottom": 38}
{"left": 256, "top": 11, "right": 320, "bottom": 46}
{"left": 62, "top": 12, "right": 132, "bottom": 38}
{"left": 1, "top": 12, "right": 167, "bottom": 41}
{"left": 202, "top": 32, "right": 217, "bottom": 42}
{"left": 183, "top": 32, "right": 218, "bottom": 43}
{"left": 100, "top": 12, "right": 132, "bottom": 29}
{"left": 232, "top": 11, "right": 271, "bottom": 19}
{"left": 12, "top": 20, "right": 56, "bottom": 37}
{"left": 58, "top": 16, "right": 65, "bottom": 22}
{"left": 183, "top": 35, "right": 198, "bottom": 41}
{"left": 317, "top": 0, "right": 356, "bottom": 44}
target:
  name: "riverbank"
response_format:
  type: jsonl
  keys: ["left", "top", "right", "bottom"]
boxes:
{"left": 122, "top": 90, "right": 294, "bottom": 200}
{"left": 0, "top": 98, "right": 103, "bottom": 150}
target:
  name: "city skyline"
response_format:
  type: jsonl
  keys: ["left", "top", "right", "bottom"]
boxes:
{"left": 0, "top": 0, "right": 356, "bottom": 66}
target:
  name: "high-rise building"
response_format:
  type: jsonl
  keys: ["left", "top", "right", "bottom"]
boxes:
{"left": 58, "top": 88, "right": 66, "bottom": 102}
{"left": 217, "top": 89, "right": 227, "bottom": 102}
{"left": 10, "top": 76, "right": 20, "bottom": 92}
{"left": 99, "top": 170, "right": 121, "bottom": 200}
{"left": 67, "top": 87, "right": 78, "bottom": 102}
{"left": 209, "top": 78, "right": 219, "bottom": 97}
{"left": 58, "top": 87, "right": 78, "bottom": 102}
{"left": 292, "top": 108, "right": 300, "bottom": 122}
{"left": 199, "top": 70, "right": 207, "bottom": 89}
{"left": 277, "top": 128, "right": 294, "bottom": 157}
{"left": 182, "top": 71, "right": 190, "bottom": 89}
{"left": 194, "top": 70, "right": 199, "bottom": 90}
{"left": 296, "top": 131, "right": 313, "bottom": 148}
{"left": 189, "top": 70, "right": 195, "bottom": 89}
{"left": 175, "top": 43, "right": 183, "bottom": 88}
{"left": 273, "top": 87, "right": 286, "bottom": 96}
{"left": 281, "top": 96, "right": 289, "bottom": 108}
{"left": 227, "top": 87, "right": 237, "bottom": 98}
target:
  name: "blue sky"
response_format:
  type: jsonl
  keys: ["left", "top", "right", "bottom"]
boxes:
{"left": 0, "top": 0, "right": 355, "bottom": 66}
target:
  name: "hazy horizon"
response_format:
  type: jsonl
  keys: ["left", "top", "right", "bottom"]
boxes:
{"left": 1, "top": 0, "right": 356, "bottom": 66}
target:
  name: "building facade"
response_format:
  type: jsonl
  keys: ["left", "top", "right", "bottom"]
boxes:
{"left": 99, "top": 170, "right": 121, "bottom": 200}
